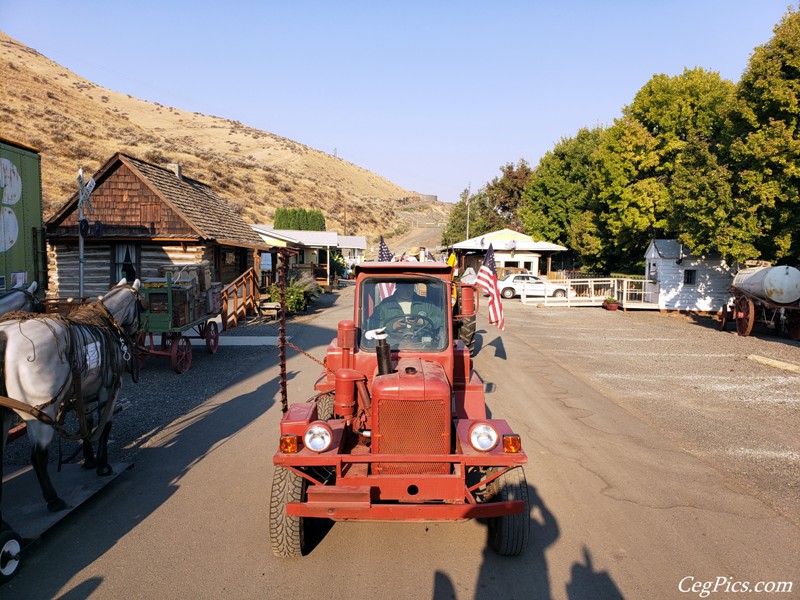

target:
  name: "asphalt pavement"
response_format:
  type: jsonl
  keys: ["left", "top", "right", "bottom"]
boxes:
{"left": 3, "top": 286, "right": 798, "bottom": 599}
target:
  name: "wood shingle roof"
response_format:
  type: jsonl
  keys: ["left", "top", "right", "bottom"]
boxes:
{"left": 47, "top": 153, "right": 267, "bottom": 250}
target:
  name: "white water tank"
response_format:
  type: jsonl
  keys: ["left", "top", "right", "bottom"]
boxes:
{"left": 732, "top": 265, "right": 800, "bottom": 304}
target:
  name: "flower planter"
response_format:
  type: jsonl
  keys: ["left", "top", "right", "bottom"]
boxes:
{"left": 602, "top": 301, "right": 619, "bottom": 311}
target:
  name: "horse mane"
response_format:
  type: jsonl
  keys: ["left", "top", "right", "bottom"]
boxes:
{"left": 0, "top": 299, "right": 128, "bottom": 384}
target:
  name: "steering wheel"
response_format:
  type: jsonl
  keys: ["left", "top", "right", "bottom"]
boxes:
{"left": 385, "top": 313, "right": 436, "bottom": 341}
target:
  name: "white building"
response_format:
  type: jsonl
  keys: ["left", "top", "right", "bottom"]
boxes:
{"left": 645, "top": 239, "right": 734, "bottom": 312}
{"left": 451, "top": 229, "right": 567, "bottom": 276}
{"left": 339, "top": 235, "right": 367, "bottom": 267}
{"left": 251, "top": 225, "right": 366, "bottom": 286}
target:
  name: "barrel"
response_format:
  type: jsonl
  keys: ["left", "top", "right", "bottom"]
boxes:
{"left": 732, "top": 265, "right": 800, "bottom": 304}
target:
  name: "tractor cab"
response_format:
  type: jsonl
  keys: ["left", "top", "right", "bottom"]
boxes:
{"left": 358, "top": 274, "right": 449, "bottom": 352}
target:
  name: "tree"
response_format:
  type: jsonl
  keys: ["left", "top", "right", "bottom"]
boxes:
{"left": 484, "top": 160, "right": 533, "bottom": 231}
{"left": 589, "top": 116, "right": 666, "bottom": 271}
{"left": 588, "top": 68, "right": 738, "bottom": 271}
{"left": 519, "top": 127, "right": 604, "bottom": 254}
{"left": 628, "top": 68, "right": 740, "bottom": 260}
{"left": 729, "top": 7, "right": 800, "bottom": 264}
{"left": 273, "top": 207, "right": 287, "bottom": 228}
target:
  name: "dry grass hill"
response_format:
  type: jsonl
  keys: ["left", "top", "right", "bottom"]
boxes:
{"left": 0, "top": 32, "right": 451, "bottom": 247}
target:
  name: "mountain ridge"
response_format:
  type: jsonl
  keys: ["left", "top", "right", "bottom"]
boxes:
{"left": 0, "top": 32, "right": 451, "bottom": 244}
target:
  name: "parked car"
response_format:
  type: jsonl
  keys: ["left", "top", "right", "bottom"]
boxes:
{"left": 496, "top": 266, "right": 529, "bottom": 280}
{"left": 498, "top": 274, "right": 573, "bottom": 299}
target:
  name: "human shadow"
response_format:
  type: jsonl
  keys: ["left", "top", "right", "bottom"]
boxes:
{"left": 473, "top": 482, "right": 560, "bottom": 600}
{"left": 432, "top": 570, "right": 459, "bottom": 599}
{"left": 565, "top": 546, "right": 625, "bottom": 599}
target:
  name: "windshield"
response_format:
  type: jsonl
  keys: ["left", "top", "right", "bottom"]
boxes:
{"left": 359, "top": 276, "right": 449, "bottom": 352}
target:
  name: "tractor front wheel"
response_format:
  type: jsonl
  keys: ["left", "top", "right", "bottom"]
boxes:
{"left": 488, "top": 467, "right": 530, "bottom": 556}
{"left": 270, "top": 466, "right": 307, "bottom": 557}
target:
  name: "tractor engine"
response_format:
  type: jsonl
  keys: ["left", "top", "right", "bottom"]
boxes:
{"left": 370, "top": 358, "right": 451, "bottom": 475}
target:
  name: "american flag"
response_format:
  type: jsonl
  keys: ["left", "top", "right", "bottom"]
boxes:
{"left": 475, "top": 244, "right": 504, "bottom": 330}
{"left": 378, "top": 236, "right": 393, "bottom": 262}
{"left": 377, "top": 237, "right": 395, "bottom": 300}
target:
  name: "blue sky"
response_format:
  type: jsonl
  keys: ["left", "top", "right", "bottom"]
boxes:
{"left": 1, "top": 1, "right": 792, "bottom": 203}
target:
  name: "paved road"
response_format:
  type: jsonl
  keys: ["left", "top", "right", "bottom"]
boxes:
{"left": 4, "top": 287, "right": 798, "bottom": 599}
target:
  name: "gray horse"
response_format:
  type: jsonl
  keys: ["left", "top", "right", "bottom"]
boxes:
{"left": 0, "top": 279, "right": 146, "bottom": 523}
{"left": 0, "top": 282, "right": 43, "bottom": 316}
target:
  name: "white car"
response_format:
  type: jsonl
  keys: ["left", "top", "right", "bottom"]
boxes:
{"left": 498, "top": 274, "right": 573, "bottom": 299}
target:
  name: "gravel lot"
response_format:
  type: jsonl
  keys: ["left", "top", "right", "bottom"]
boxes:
{"left": 494, "top": 298, "right": 800, "bottom": 527}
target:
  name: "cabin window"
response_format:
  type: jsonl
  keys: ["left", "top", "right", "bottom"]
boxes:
{"left": 113, "top": 243, "right": 139, "bottom": 284}
{"left": 683, "top": 269, "right": 697, "bottom": 285}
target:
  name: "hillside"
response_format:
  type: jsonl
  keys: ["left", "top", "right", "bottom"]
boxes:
{"left": 0, "top": 33, "right": 451, "bottom": 243}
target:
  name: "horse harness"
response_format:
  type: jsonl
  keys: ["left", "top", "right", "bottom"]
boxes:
{"left": 0, "top": 293, "right": 137, "bottom": 443}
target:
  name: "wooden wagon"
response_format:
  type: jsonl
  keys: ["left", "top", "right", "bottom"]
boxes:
{"left": 136, "top": 264, "right": 222, "bottom": 373}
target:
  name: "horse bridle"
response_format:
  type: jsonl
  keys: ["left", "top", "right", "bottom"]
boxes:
{"left": 108, "top": 284, "right": 149, "bottom": 383}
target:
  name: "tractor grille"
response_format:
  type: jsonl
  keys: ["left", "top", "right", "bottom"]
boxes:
{"left": 374, "top": 398, "right": 450, "bottom": 475}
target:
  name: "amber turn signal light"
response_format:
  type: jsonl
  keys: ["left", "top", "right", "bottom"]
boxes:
{"left": 279, "top": 434, "right": 299, "bottom": 453}
{"left": 503, "top": 434, "right": 522, "bottom": 453}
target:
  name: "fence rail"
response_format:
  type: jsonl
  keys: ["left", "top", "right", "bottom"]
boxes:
{"left": 522, "top": 277, "right": 658, "bottom": 309}
{"left": 221, "top": 267, "right": 261, "bottom": 330}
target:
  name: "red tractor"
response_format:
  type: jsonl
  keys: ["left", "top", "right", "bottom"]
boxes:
{"left": 270, "top": 261, "right": 529, "bottom": 556}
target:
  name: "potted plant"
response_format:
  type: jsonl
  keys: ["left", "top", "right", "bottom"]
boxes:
{"left": 602, "top": 296, "right": 619, "bottom": 311}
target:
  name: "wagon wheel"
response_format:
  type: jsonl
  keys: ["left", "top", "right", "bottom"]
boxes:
{"left": 0, "top": 529, "right": 22, "bottom": 583}
{"left": 170, "top": 334, "right": 193, "bottom": 373}
{"left": 204, "top": 320, "right": 220, "bottom": 354}
{"left": 787, "top": 312, "right": 800, "bottom": 341}
{"left": 719, "top": 304, "right": 730, "bottom": 331}
{"left": 161, "top": 332, "right": 175, "bottom": 350}
{"left": 735, "top": 296, "right": 755, "bottom": 337}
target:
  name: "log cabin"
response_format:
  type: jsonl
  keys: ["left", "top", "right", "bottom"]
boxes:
{"left": 45, "top": 153, "right": 267, "bottom": 298}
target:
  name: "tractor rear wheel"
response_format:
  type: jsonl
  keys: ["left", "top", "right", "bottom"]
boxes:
{"left": 270, "top": 466, "right": 307, "bottom": 557}
{"left": 459, "top": 315, "right": 477, "bottom": 356}
{"left": 488, "top": 467, "right": 530, "bottom": 556}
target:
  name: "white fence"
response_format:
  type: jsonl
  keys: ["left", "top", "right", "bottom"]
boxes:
{"left": 521, "top": 278, "right": 659, "bottom": 309}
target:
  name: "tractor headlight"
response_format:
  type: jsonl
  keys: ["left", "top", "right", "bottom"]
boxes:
{"left": 468, "top": 422, "right": 499, "bottom": 452}
{"left": 303, "top": 422, "right": 333, "bottom": 452}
